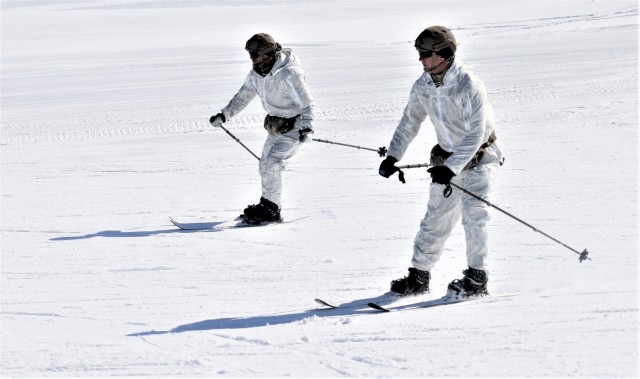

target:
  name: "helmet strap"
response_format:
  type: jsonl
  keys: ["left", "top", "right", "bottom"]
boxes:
{"left": 426, "top": 51, "right": 453, "bottom": 74}
{"left": 429, "top": 56, "right": 454, "bottom": 86}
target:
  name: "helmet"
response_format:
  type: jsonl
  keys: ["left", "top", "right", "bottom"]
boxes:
{"left": 245, "top": 33, "right": 282, "bottom": 56}
{"left": 414, "top": 26, "right": 457, "bottom": 58}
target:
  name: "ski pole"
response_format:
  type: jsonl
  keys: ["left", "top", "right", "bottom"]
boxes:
{"left": 312, "top": 138, "right": 387, "bottom": 157}
{"left": 218, "top": 124, "right": 260, "bottom": 161}
{"left": 397, "top": 162, "right": 431, "bottom": 169}
{"left": 448, "top": 181, "right": 590, "bottom": 262}
{"left": 398, "top": 164, "right": 590, "bottom": 262}
{"left": 387, "top": 163, "right": 432, "bottom": 184}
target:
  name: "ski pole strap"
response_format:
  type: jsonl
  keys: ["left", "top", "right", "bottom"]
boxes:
{"left": 443, "top": 183, "right": 452, "bottom": 197}
{"left": 397, "top": 168, "right": 406, "bottom": 184}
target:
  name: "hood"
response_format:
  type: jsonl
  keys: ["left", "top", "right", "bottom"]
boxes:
{"left": 269, "top": 48, "right": 299, "bottom": 76}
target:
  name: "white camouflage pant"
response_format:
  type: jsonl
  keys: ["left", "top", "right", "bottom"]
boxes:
{"left": 259, "top": 128, "right": 301, "bottom": 208}
{"left": 412, "top": 143, "right": 503, "bottom": 273}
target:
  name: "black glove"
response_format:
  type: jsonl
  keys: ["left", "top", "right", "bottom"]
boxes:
{"left": 427, "top": 166, "right": 455, "bottom": 185}
{"left": 298, "top": 128, "right": 314, "bottom": 143}
{"left": 379, "top": 156, "right": 399, "bottom": 178}
{"left": 209, "top": 112, "right": 226, "bottom": 127}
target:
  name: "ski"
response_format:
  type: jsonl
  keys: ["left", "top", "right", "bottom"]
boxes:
{"left": 170, "top": 217, "right": 268, "bottom": 230}
{"left": 169, "top": 216, "right": 308, "bottom": 231}
{"left": 314, "top": 292, "right": 421, "bottom": 310}
{"left": 368, "top": 296, "right": 466, "bottom": 312}
{"left": 367, "top": 292, "right": 516, "bottom": 313}
{"left": 314, "top": 294, "right": 400, "bottom": 310}
{"left": 314, "top": 298, "right": 338, "bottom": 309}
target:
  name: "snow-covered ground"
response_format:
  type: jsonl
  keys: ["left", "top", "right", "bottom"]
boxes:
{"left": 1, "top": 0, "right": 637, "bottom": 376}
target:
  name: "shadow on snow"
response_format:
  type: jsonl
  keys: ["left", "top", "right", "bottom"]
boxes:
{"left": 50, "top": 225, "right": 223, "bottom": 240}
{"left": 127, "top": 294, "right": 396, "bottom": 337}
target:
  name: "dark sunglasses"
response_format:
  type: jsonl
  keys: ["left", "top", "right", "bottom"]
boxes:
{"left": 418, "top": 50, "right": 434, "bottom": 58}
{"left": 249, "top": 51, "right": 261, "bottom": 59}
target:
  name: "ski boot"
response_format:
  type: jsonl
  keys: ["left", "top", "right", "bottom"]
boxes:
{"left": 241, "top": 200, "right": 261, "bottom": 220}
{"left": 447, "top": 267, "right": 489, "bottom": 299}
{"left": 390, "top": 267, "right": 430, "bottom": 296}
{"left": 240, "top": 197, "right": 283, "bottom": 225}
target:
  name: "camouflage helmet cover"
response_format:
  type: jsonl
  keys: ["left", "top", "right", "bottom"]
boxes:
{"left": 245, "top": 33, "right": 282, "bottom": 56}
{"left": 414, "top": 26, "right": 457, "bottom": 54}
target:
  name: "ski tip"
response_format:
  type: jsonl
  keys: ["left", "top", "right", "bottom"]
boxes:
{"left": 314, "top": 298, "right": 337, "bottom": 309}
{"left": 367, "top": 302, "right": 391, "bottom": 312}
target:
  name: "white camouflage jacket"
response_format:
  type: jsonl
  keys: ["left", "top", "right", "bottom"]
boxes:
{"left": 387, "top": 59, "right": 496, "bottom": 174}
{"left": 221, "top": 48, "right": 315, "bottom": 130}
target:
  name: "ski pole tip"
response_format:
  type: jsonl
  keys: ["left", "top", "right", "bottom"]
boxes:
{"left": 578, "top": 249, "right": 589, "bottom": 262}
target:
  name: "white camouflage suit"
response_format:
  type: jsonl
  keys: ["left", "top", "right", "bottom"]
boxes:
{"left": 221, "top": 48, "right": 315, "bottom": 208}
{"left": 387, "top": 59, "right": 503, "bottom": 273}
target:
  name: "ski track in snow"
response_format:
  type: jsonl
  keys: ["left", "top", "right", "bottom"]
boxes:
{"left": 2, "top": 5, "right": 637, "bottom": 145}
{"left": 2, "top": 55, "right": 636, "bottom": 145}
{"left": 1, "top": 0, "right": 637, "bottom": 377}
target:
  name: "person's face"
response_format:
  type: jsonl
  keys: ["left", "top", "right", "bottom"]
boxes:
{"left": 249, "top": 51, "right": 268, "bottom": 64}
{"left": 249, "top": 51, "right": 275, "bottom": 75}
{"left": 418, "top": 51, "right": 447, "bottom": 74}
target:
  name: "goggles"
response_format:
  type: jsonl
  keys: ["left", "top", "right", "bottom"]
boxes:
{"left": 418, "top": 50, "right": 435, "bottom": 59}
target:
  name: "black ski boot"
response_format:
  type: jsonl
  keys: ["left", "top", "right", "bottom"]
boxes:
{"left": 447, "top": 267, "right": 489, "bottom": 299}
{"left": 390, "top": 267, "right": 430, "bottom": 296}
{"left": 241, "top": 197, "right": 277, "bottom": 220}
{"left": 240, "top": 197, "right": 283, "bottom": 225}
{"left": 241, "top": 200, "right": 261, "bottom": 219}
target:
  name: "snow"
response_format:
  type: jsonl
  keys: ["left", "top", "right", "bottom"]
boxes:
{"left": 1, "top": 0, "right": 637, "bottom": 377}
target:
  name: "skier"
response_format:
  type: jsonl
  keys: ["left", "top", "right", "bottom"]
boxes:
{"left": 378, "top": 26, "right": 503, "bottom": 298}
{"left": 210, "top": 33, "right": 315, "bottom": 224}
